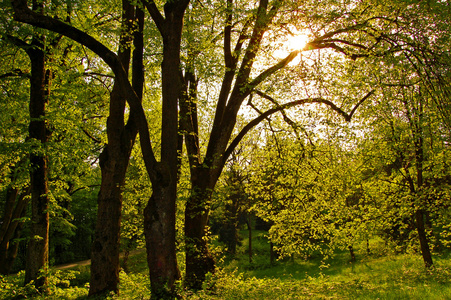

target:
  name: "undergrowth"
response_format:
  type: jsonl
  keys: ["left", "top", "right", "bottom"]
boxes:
{"left": 1, "top": 237, "right": 450, "bottom": 299}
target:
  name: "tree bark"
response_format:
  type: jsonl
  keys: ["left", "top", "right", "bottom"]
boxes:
{"left": 141, "top": 2, "right": 188, "bottom": 297}
{"left": 247, "top": 215, "right": 253, "bottom": 263}
{"left": 2, "top": 217, "right": 26, "bottom": 274}
{"left": 348, "top": 245, "right": 356, "bottom": 262}
{"left": 410, "top": 96, "right": 433, "bottom": 268}
{"left": 144, "top": 185, "right": 180, "bottom": 299}
{"left": 24, "top": 35, "right": 50, "bottom": 292}
{"left": 89, "top": 141, "right": 131, "bottom": 295}
{"left": 415, "top": 209, "right": 433, "bottom": 268}
{"left": 89, "top": 2, "right": 143, "bottom": 295}
{"left": 184, "top": 173, "right": 215, "bottom": 290}
{"left": 0, "top": 189, "right": 29, "bottom": 275}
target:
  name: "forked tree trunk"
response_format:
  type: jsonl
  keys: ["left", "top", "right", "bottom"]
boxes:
{"left": 141, "top": 2, "right": 186, "bottom": 297}
{"left": 89, "top": 2, "right": 143, "bottom": 295}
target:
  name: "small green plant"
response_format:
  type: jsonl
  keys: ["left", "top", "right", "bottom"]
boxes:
{"left": 0, "top": 269, "right": 89, "bottom": 300}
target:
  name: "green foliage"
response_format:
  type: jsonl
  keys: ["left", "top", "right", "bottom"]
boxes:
{"left": 185, "top": 238, "right": 451, "bottom": 299}
{"left": 0, "top": 269, "right": 88, "bottom": 300}
{"left": 2, "top": 239, "right": 451, "bottom": 299}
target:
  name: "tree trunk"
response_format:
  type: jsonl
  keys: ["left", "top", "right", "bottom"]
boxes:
{"left": 415, "top": 209, "right": 433, "bottom": 268}
{"left": 348, "top": 245, "right": 356, "bottom": 262}
{"left": 184, "top": 173, "right": 216, "bottom": 290}
{"left": 89, "top": 2, "right": 143, "bottom": 295}
{"left": 89, "top": 144, "right": 130, "bottom": 295}
{"left": 144, "top": 184, "right": 180, "bottom": 299}
{"left": 0, "top": 189, "right": 29, "bottom": 275}
{"left": 0, "top": 187, "right": 19, "bottom": 273}
{"left": 270, "top": 241, "right": 276, "bottom": 265}
{"left": 24, "top": 38, "right": 50, "bottom": 292}
{"left": 247, "top": 215, "right": 252, "bottom": 263}
{"left": 0, "top": 187, "right": 19, "bottom": 243}
{"left": 141, "top": 3, "right": 186, "bottom": 297}
{"left": 2, "top": 218, "right": 25, "bottom": 274}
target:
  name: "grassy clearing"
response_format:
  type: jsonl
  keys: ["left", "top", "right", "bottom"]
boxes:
{"left": 189, "top": 231, "right": 451, "bottom": 300}
{"left": 1, "top": 233, "right": 450, "bottom": 299}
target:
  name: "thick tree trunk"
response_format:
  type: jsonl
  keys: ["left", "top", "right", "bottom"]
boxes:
{"left": 141, "top": 3, "right": 186, "bottom": 297}
{"left": 24, "top": 40, "right": 50, "bottom": 291}
{"left": 144, "top": 184, "right": 180, "bottom": 299}
{"left": 89, "top": 2, "right": 143, "bottom": 295}
{"left": 184, "top": 175, "right": 215, "bottom": 290}
{"left": 89, "top": 144, "right": 130, "bottom": 295}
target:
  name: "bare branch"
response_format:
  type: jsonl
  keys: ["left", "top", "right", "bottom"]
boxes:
{"left": 248, "top": 50, "right": 299, "bottom": 92}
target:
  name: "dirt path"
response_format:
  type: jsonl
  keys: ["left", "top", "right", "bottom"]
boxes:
{"left": 54, "top": 248, "right": 146, "bottom": 270}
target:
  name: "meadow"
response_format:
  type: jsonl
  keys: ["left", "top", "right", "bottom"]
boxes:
{"left": 1, "top": 231, "right": 450, "bottom": 299}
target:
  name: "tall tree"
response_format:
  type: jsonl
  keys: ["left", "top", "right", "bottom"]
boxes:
{"left": 179, "top": 0, "right": 383, "bottom": 288}
{"left": 4, "top": 0, "right": 56, "bottom": 289}
{"left": 89, "top": 2, "right": 145, "bottom": 295}
{"left": 10, "top": 0, "right": 183, "bottom": 297}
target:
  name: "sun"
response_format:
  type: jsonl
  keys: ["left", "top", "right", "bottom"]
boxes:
{"left": 273, "top": 31, "right": 310, "bottom": 59}
{"left": 286, "top": 34, "right": 310, "bottom": 52}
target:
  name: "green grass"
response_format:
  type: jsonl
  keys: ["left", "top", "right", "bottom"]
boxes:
{"left": 1, "top": 235, "right": 450, "bottom": 299}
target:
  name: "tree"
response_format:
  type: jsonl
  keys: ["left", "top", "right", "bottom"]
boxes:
{"left": 178, "top": 0, "right": 390, "bottom": 288}
{"left": 89, "top": 2, "right": 145, "bottom": 295}
{"left": 10, "top": 0, "right": 182, "bottom": 297}
{"left": 4, "top": 0, "right": 55, "bottom": 288}
{"left": 10, "top": 0, "right": 450, "bottom": 296}
{"left": 0, "top": 7, "right": 106, "bottom": 277}
{"left": 0, "top": 36, "right": 30, "bottom": 274}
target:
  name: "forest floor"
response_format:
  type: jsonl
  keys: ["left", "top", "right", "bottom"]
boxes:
{"left": 1, "top": 233, "right": 451, "bottom": 299}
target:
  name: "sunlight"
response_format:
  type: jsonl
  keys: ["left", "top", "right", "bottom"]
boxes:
{"left": 273, "top": 31, "right": 310, "bottom": 61}
{"left": 286, "top": 34, "right": 310, "bottom": 52}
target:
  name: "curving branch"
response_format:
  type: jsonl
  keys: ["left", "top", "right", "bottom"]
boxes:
{"left": 248, "top": 50, "right": 299, "bottom": 92}
{"left": 223, "top": 90, "right": 375, "bottom": 167}
{"left": 10, "top": 0, "right": 161, "bottom": 184}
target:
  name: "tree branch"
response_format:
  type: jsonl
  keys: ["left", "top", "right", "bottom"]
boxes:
{"left": 82, "top": 128, "right": 102, "bottom": 144}
{"left": 11, "top": 0, "right": 161, "bottom": 184}
{"left": 248, "top": 50, "right": 299, "bottom": 92}
{"left": 0, "top": 69, "right": 30, "bottom": 79}
{"left": 140, "top": 0, "right": 165, "bottom": 34}
{"left": 223, "top": 90, "right": 375, "bottom": 166}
